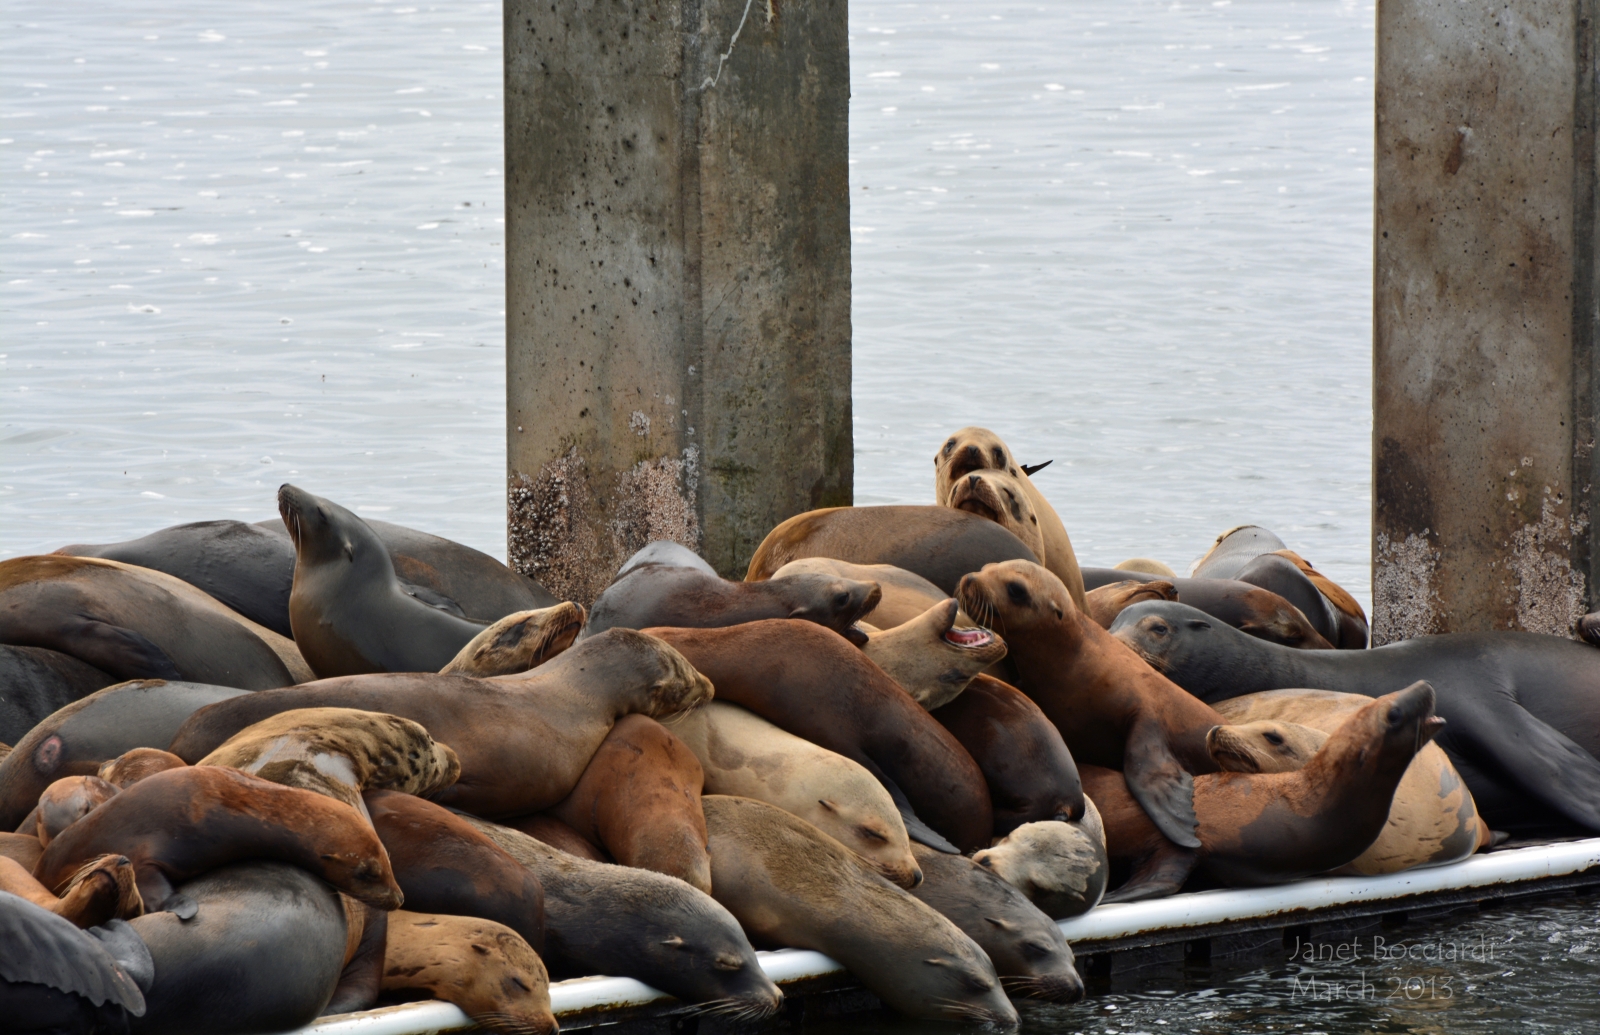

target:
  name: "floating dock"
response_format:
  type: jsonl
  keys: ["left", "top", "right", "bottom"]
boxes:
{"left": 295, "top": 837, "right": 1600, "bottom": 1035}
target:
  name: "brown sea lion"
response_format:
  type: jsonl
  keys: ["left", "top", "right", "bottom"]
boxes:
{"left": 584, "top": 542, "right": 882, "bottom": 645}
{"left": 908, "top": 843, "right": 1083, "bottom": 1003}
{"left": 957, "top": 560, "right": 1226, "bottom": 848}
{"left": 97, "top": 749, "right": 187, "bottom": 789}
{"left": 1, "top": 831, "right": 44, "bottom": 869}
{"left": 971, "top": 807, "right": 1109, "bottom": 919}
{"left": 746, "top": 506, "right": 1039, "bottom": 599}
{"left": 931, "top": 674, "right": 1083, "bottom": 834}
{"left": 127, "top": 861, "right": 356, "bottom": 1035}
{"left": 0, "top": 646, "right": 116, "bottom": 745}
{"left": 702, "top": 795, "right": 1017, "bottom": 1028}
{"left": 860, "top": 598, "right": 1007, "bottom": 709}
{"left": 380, "top": 911, "right": 556, "bottom": 1035}
{"left": 365, "top": 789, "right": 546, "bottom": 953}
{"left": 0, "top": 853, "right": 142, "bottom": 928}
{"left": 499, "top": 813, "right": 609, "bottom": 862}
{"left": 772, "top": 557, "right": 964, "bottom": 630}
{"left": 668, "top": 702, "right": 920, "bottom": 887}
{"left": 1208, "top": 693, "right": 1495, "bottom": 874}
{"left": 0, "top": 892, "right": 153, "bottom": 1034}
{"left": 468, "top": 816, "right": 783, "bottom": 1016}
{"left": 439, "top": 602, "right": 585, "bottom": 676}
{"left": 0, "top": 555, "right": 311, "bottom": 688}
{"left": 1081, "top": 567, "right": 1333, "bottom": 649}
{"left": 1271, "top": 548, "right": 1369, "bottom": 647}
{"left": 35, "top": 765, "right": 402, "bottom": 913}
{"left": 548, "top": 713, "right": 711, "bottom": 893}
{"left": 167, "top": 629, "right": 712, "bottom": 819}
{"left": 0, "top": 679, "right": 249, "bottom": 831}
{"left": 1084, "top": 579, "right": 1178, "bottom": 629}
{"left": 35, "top": 775, "right": 119, "bottom": 846}
{"left": 944, "top": 469, "right": 1049, "bottom": 567}
{"left": 645, "top": 620, "right": 993, "bottom": 853}
{"left": 933, "top": 426, "right": 1087, "bottom": 611}
{"left": 197, "top": 707, "right": 460, "bottom": 813}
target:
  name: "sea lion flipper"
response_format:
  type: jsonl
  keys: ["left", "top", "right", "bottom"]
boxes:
{"left": 2, "top": 614, "right": 182, "bottom": 682}
{"left": 397, "top": 579, "right": 469, "bottom": 618}
{"left": 1122, "top": 720, "right": 1202, "bottom": 849}
{"left": 1468, "top": 701, "right": 1600, "bottom": 834}
{"left": 1019, "top": 460, "right": 1053, "bottom": 477}
{"left": 878, "top": 773, "right": 961, "bottom": 854}
{"left": 1100, "top": 842, "right": 1197, "bottom": 903}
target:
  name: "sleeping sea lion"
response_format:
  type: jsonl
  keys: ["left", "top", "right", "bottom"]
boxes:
{"left": 35, "top": 775, "right": 119, "bottom": 846}
{"left": 1190, "top": 526, "right": 1367, "bottom": 648}
{"left": 380, "top": 911, "right": 556, "bottom": 1035}
{"left": 1081, "top": 567, "right": 1333, "bottom": 649}
{"left": 860, "top": 598, "right": 1006, "bottom": 709}
{"left": 1114, "top": 557, "right": 1177, "bottom": 576}
{"left": 0, "top": 646, "right": 115, "bottom": 746}
{"left": 439, "top": 602, "right": 584, "bottom": 676}
{"left": 1084, "top": 578, "right": 1178, "bottom": 629}
{"left": 971, "top": 806, "right": 1109, "bottom": 919}
{"left": 97, "top": 749, "right": 187, "bottom": 789}
{"left": 0, "top": 853, "right": 142, "bottom": 928}
{"left": 957, "top": 560, "right": 1226, "bottom": 848}
{"left": 771, "top": 558, "right": 964, "bottom": 630}
{"left": 1111, "top": 600, "right": 1600, "bottom": 836}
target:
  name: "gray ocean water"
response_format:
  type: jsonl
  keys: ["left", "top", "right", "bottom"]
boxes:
{"left": 5, "top": 1, "right": 1593, "bottom": 1028}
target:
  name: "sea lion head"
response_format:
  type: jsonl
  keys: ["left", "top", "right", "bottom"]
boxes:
{"left": 98, "top": 748, "right": 187, "bottom": 788}
{"left": 1083, "top": 578, "right": 1177, "bottom": 629}
{"left": 36, "top": 774, "right": 119, "bottom": 847}
{"left": 946, "top": 469, "right": 1046, "bottom": 561}
{"left": 1107, "top": 600, "right": 1226, "bottom": 674}
{"left": 441, "top": 601, "right": 586, "bottom": 676}
{"left": 582, "top": 629, "right": 715, "bottom": 718}
{"left": 955, "top": 559, "right": 1075, "bottom": 639}
{"left": 1113, "top": 557, "right": 1177, "bottom": 576}
{"left": 278, "top": 483, "right": 391, "bottom": 579}
{"left": 934, "top": 426, "right": 1025, "bottom": 498}
{"left": 385, "top": 913, "right": 557, "bottom": 1035}
{"left": 56, "top": 853, "right": 145, "bottom": 925}
{"left": 763, "top": 572, "right": 883, "bottom": 637}
{"left": 973, "top": 801, "right": 1109, "bottom": 920}
{"left": 1314, "top": 680, "right": 1444, "bottom": 781}
{"left": 861, "top": 598, "right": 1007, "bottom": 709}
{"left": 1206, "top": 720, "right": 1326, "bottom": 774}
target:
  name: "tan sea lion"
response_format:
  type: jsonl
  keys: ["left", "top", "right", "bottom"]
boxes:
{"left": 439, "top": 602, "right": 585, "bottom": 677}
{"left": 168, "top": 629, "right": 712, "bottom": 820}
{"left": 97, "top": 749, "right": 187, "bottom": 789}
{"left": 1209, "top": 693, "right": 1495, "bottom": 874}
{"left": 860, "top": 598, "right": 1007, "bottom": 709}
{"left": 668, "top": 701, "right": 920, "bottom": 887}
{"left": 0, "top": 853, "right": 142, "bottom": 928}
{"left": 0, "top": 831, "right": 44, "bottom": 869}
{"left": 197, "top": 707, "right": 460, "bottom": 813}
{"left": 1114, "top": 557, "right": 1177, "bottom": 576}
{"left": 944, "top": 469, "right": 1049, "bottom": 566}
{"left": 772, "top": 558, "right": 964, "bottom": 630}
{"left": 380, "top": 911, "right": 556, "bottom": 1035}
{"left": 934, "top": 426, "right": 1086, "bottom": 611}
{"left": 702, "top": 795, "right": 1017, "bottom": 1028}
{"left": 35, "top": 765, "right": 402, "bottom": 914}
{"left": 957, "top": 560, "right": 1226, "bottom": 848}
{"left": 972, "top": 804, "right": 1109, "bottom": 919}
{"left": 1084, "top": 579, "right": 1178, "bottom": 629}
{"left": 548, "top": 713, "right": 712, "bottom": 893}
{"left": 35, "top": 775, "right": 119, "bottom": 847}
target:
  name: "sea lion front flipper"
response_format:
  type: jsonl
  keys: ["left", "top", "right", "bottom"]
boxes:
{"left": 1100, "top": 841, "right": 1198, "bottom": 903}
{"left": 1462, "top": 700, "right": 1600, "bottom": 834}
{"left": 322, "top": 903, "right": 387, "bottom": 1016}
{"left": 397, "top": 580, "right": 469, "bottom": 618}
{"left": 0, "top": 613, "right": 181, "bottom": 682}
{"left": 1122, "top": 719, "right": 1202, "bottom": 849}
{"left": 878, "top": 773, "right": 961, "bottom": 854}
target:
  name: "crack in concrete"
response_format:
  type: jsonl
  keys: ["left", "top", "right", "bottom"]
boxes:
{"left": 695, "top": 0, "right": 758, "bottom": 93}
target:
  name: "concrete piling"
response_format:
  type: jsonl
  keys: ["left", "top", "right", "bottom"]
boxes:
{"left": 503, "top": 0, "right": 852, "bottom": 603}
{"left": 1372, "top": 0, "right": 1598, "bottom": 642}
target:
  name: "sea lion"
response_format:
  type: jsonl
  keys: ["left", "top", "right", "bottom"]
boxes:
{"left": 127, "top": 862, "right": 354, "bottom": 1035}
{"left": 933, "top": 426, "right": 1087, "bottom": 611}
{"left": 499, "top": 813, "right": 609, "bottom": 862}
{"left": 0, "top": 831, "right": 44, "bottom": 869}
{"left": 931, "top": 674, "right": 1083, "bottom": 834}
{"left": 615, "top": 540, "right": 719, "bottom": 578}
{"left": 0, "top": 853, "right": 142, "bottom": 928}
{"left": 279, "top": 484, "right": 496, "bottom": 677}
{"left": 197, "top": 707, "right": 460, "bottom": 813}
{"left": 0, "top": 555, "right": 310, "bottom": 688}
{"left": 645, "top": 621, "right": 993, "bottom": 853}
{"left": 97, "top": 749, "right": 187, "bottom": 789}
{"left": 468, "top": 816, "right": 783, "bottom": 1016}
{"left": 0, "top": 646, "right": 115, "bottom": 745}
{"left": 746, "top": 506, "right": 1039, "bottom": 597}
{"left": 1081, "top": 567, "right": 1333, "bottom": 649}
{"left": 972, "top": 806, "right": 1109, "bottom": 919}
{"left": 439, "top": 602, "right": 585, "bottom": 676}
{"left": 380, "top": 911, "right": 556, "bottom": 1035}
{"left": 860, "top": 598, "right": 1007, "bottom": 709}
{"left": 1084, "top": 579, "right": 1177, "bottom": 629}
{"left": 944, "top": 469, "right": 1049, "bottom": 568}
{"left": 956, "top": 560, "right": 1226, "bottom": 848}
{"left": 702, "top": 795, "right": 1017, "bottom": 1028}
{"left": 1083, "top": 682, "right": 1445, "bottom": 897}
{"left": 1207, "top": 695, "right": 1495, "bottom": 874}
{"left": 168, "top": 629, "right": 713, "bottom": 819}
{"left": 1111, "top": 600, "right": 1600, "bottom": 836}
{"left": 667, "top": 701, "right": 920, "bottom": 887}
{"left": 1578, "top": 611, "right": 1600, "bottom": 646}
{"left": 548, "top": 713, "right": 711, "bottom": 893}
{"left": 1190, "top": 527, "right": 1367, "bottom": 648}
{"left": 365, "top": 789, "right": 546, "bottom": 952}
{"left": 907, "top": 843, "right": 1083, "bottom": 1003}
{"left": 35, "top": 775, "right": 119, "bottom": 847}
{"left": 35, "top": 765, "right": 402, "bottom": 913}
{"left": 0, "top": 680, "right": 248, "bottom": 831}
{"left": 1114, "top": 557, "right": 1177, "bottom": 576}
{"left": 771, "top": 557, "right": 968, "bottom": 630}
{"left": 0, "top": 893, "right": 151, "bottom": 1034}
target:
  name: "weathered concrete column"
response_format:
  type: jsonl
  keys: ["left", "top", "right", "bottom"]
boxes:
{"left": 1373, "top": 0, "right": 1598, "bottom": 642}
{"left": 503, "top": 0, "right": 852, "bottom": 603}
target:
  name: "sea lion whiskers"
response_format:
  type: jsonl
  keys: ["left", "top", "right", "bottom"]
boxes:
{"left": 688, "top": 993, "right": 783, "bottom": 1023}
{"left": 999, "top": 973, "right": 1084, "bottom": 1003}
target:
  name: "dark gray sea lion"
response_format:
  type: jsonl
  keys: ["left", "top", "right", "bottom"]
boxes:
{"left": 468, "top": 815, "right": 783, "bottom": 1017}
{"left": 0, "top": 680, "right": 249, "bottom": 831}
{"left": 1080, "top": 567, "right": 1333, "bottom": 649}
{"left": 0, "top": 556, "right": 309, "bottom": 688}
{"left": 1578, "top": 612, "right": 1600, "bottom": 646}
{"left": 584, "top": 541, "right": 881, "bottom": 645}
{"left": 127, "top": 862, "right": 354, "bottom": 1035}
{"left": 0, "top": 647, "right": 115, "bottom": 746}
{"left": 1112, "top": 600, "right": 1600, "bottom": 836}
{"left": 907, "top": 843, "right": 1083, "bottom": 1003}
{"left": 0, "top": 894, "right": 151, "bottom": 1035}
{"left": 1190, "top": 526, "right": 1368, "bottom": 648}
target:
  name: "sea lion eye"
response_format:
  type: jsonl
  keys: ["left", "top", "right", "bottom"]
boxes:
{"left": 1006, "top": 582, "right": 1030, "bottom": 605}
{"left": 1264, "top": 731, "right": 1285, "bottom": 746}
{"left": 991, "top": 446, "right": 1006, "bottom": 466}
{"left": 1186, "top": 619, "right": 1212, "bottom": 630}
{"left": 1020, "top": 941, "right": 1052, "bottom": 961}
{"left": 833, "top": 591, "right": 850, "bottom": 609}
{"left": 943, "top": 438, "right": 956, "bottom": 456}
{"left": 1148, "top": 620, "right": 1170, "bottom": 636}
{"left": 713, "top": 953, "right": 745, "bottom": 971}
{"left": 857, "top": 825, "right": 889, "bottom": 843}
{"left": 1387, "top": 707, "right": 1403, "bottom": 727}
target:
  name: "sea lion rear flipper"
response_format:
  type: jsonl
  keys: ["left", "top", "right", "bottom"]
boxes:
{"left": 878, "top": 773, "right": 961, "bottom": 854}
{"left": 1100, "top": 841, "right": 1198, "bottom": 903}
{"left": 1464, "top": 701, "right": 1600, "bottom": 834}
{"left": 1122, "top": 719, "right": 1202, "bottom": 849}
{"left": 0, "top": 614, "right": 182, "bottom": 682}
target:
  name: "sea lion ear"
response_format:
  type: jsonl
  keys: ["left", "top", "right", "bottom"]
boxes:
{"left": 1020, "top": 460, "right": 1053, "bottom": 476}
{"left": 983, "top": 916, "right": 1015, "bottom": 931}
{"left": 817, "top": 799, "right": 839, "bottom": 813}
{"left": 660, "top": 935, "right": 685, "bottom": 948}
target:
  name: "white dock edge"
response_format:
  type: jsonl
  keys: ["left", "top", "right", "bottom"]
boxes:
{"left": 295, "top": 838, "right": 1600, "bottom": 1035}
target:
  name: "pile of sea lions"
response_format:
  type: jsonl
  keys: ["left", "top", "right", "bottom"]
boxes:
{"left": 3, "top": 424, "right": 1598, "bottom": 1033}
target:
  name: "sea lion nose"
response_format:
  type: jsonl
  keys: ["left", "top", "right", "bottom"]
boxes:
{"left": 968, "top": 473, "right": 980, "bottom": 487}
